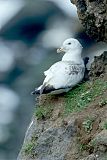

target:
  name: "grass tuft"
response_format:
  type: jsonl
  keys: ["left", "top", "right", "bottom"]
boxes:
{"left": 35, "top": 105, "right": 53, "bottom": 120}
{"left": 103, "top": 122, "right": 107, "bottom": 130}
{"left": 64, "top": 80, "right": 107, "bottom": 115}
{"left": 79, "top": 143, "right": 89, "bottom": 151}
{"left": 24, "top": 142, "right": 35, "bottom": 155}
{"left": 82, "top": 118, "right": 93, "bottom": 133}
{"left": 23, "top": 134, "right": 38, "bottom": 157}
{"left": 98, "top": 98, "right": 107, "bottom": 107}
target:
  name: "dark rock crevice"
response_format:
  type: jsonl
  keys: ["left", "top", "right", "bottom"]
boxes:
{"left": 71, "top": 0, "right": 107, "bottom": 42}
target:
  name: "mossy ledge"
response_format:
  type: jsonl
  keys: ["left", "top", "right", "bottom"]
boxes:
{"left": 18, "top": 52, "right": 107, "bottom": 160}
{"left": 35, "top": 79, "right": 107, "bottom": 120}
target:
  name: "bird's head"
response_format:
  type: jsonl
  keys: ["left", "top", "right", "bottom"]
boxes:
{"left": 57, "top": 38, "right": 83, "bottom": 53}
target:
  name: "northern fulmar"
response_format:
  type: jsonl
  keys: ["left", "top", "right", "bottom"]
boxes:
{"left": 32, "top": 38, "right": 85, "bottom": 95}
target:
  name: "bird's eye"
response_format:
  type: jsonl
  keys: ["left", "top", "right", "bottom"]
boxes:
{"left": 68, "top": 42, "right": 71, "bottom": 45}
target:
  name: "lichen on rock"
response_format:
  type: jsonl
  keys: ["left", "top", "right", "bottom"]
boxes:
{"left": 70, "top": 0, "right": 107, "bottom": 42}
{"left": 89, "top": 51, "right": 107, "bottom": 80}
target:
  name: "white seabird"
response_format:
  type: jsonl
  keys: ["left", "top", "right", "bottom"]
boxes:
{"left": 32, "top": 38, "right": 85, "bottom": 95}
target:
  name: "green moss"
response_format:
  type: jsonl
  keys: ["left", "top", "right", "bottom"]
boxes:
{"left": 79, "top": 143, "right": 89, "bottom": 151}
{"left": 64, "top": 80, "right": 107, "bottom": 115}
{"left": 24, "top": 142, "right": 35, "bottom": 155}
{"left": 98, "top": 98, "right": 107, "bottom": 107}
{"left": 82, "top": 118, "right": 93, "bottom": 133}
{"left": 35, "top": 80, "right": 107, "bottom": 120}
{"left": 91, "top": 139, "right": 97, "bottom": 147}
{"left": 35, "top": 105, "right": 53, "bottom": 120}
{"left": 103, "top": 122, "right": 107, "bottom": 130}
{"left": 23, "top": 134, "right": 38, "bottom": 157}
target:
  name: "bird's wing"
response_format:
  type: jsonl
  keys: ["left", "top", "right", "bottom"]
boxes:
{"left": 43, "top": 61, "right": 85, "bottom": 89}
{"left": 44, "top": 61, "right": 62, "bottom": 76}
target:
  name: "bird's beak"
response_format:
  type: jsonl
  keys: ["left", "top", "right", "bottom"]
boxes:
{"left": 57, "top": 47, "right": 65, "bottom": 53}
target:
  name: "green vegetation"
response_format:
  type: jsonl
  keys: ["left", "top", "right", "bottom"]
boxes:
{"left": 91, "top": 139, "right": 97, "bottom": 147}
{"left": 79, "top": 143, "right": 89, "bottom": 151}
{"left": 64, "top": 80, "right": 107, "bottom": 115}
{"left": 24, "top": 142, "right": 35, "bottom": 155}
{"left": 103, "top": 122, "right": 107, "bottom": 130}
{"left": 35, "top": 79, "right": 107, "bottom": 120}
{"left": 82, "top": 118, "right": 93, "bottom": 133}
{"left": 35, "top": 105, "right": 53, "bottom": 120}
{"left": 23, "top": 134, "right": 38, "bottom": 157}
{"left": 98, "top": 98, "right": 107, "bottom": 107}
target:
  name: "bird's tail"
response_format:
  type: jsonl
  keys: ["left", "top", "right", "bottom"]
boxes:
{"left": 31, "top": 88, "right": 40, "bottom": 95}
{"left": 31, "top": 83, "right": 47, "bottom": 95}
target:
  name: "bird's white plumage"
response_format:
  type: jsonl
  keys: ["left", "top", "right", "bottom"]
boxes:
{"left": 43, "top": 61, "right": 84, "bottom": 89}
{"left": 35, "top": 38, "right": 85, "bottom": 94}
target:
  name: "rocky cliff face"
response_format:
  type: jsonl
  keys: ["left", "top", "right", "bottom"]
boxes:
{"left": 71, "top": 0, "right": 107, "bottom": 42}
{"left": 17, "top": 1, "right": 107, "bottom": 159}
{"left": 18, "top": 52, "right": 107, "bottom": 160}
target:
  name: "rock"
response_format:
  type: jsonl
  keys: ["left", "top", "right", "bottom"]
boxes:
{"left": 98, "top": 145, "right": 107, "bottom": 152}
{"left": 89, "top": 51, "right": 107, "bottom": 80}
{"left": 80, "top": 153, "right": 107, "bottom": 160}
{"left": 18, "top": 52, "right": 107, "bottom": 160}
{"left": 89, "top": 130, "right": 107, "bottom": 159}
{"left": 97, "top": 153, "right": 107, "bottom": 160}
{"left": 80, "top": 154, "right": 96, "bottom": 160}
{"left": 17, "top": 118, "right": 76, "bottom": 160}
{"left": 91, "top": 130, "right": 107, "bottom": 146}
{"left": 70, "top": 0, "right": 107, "bottom": 42}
